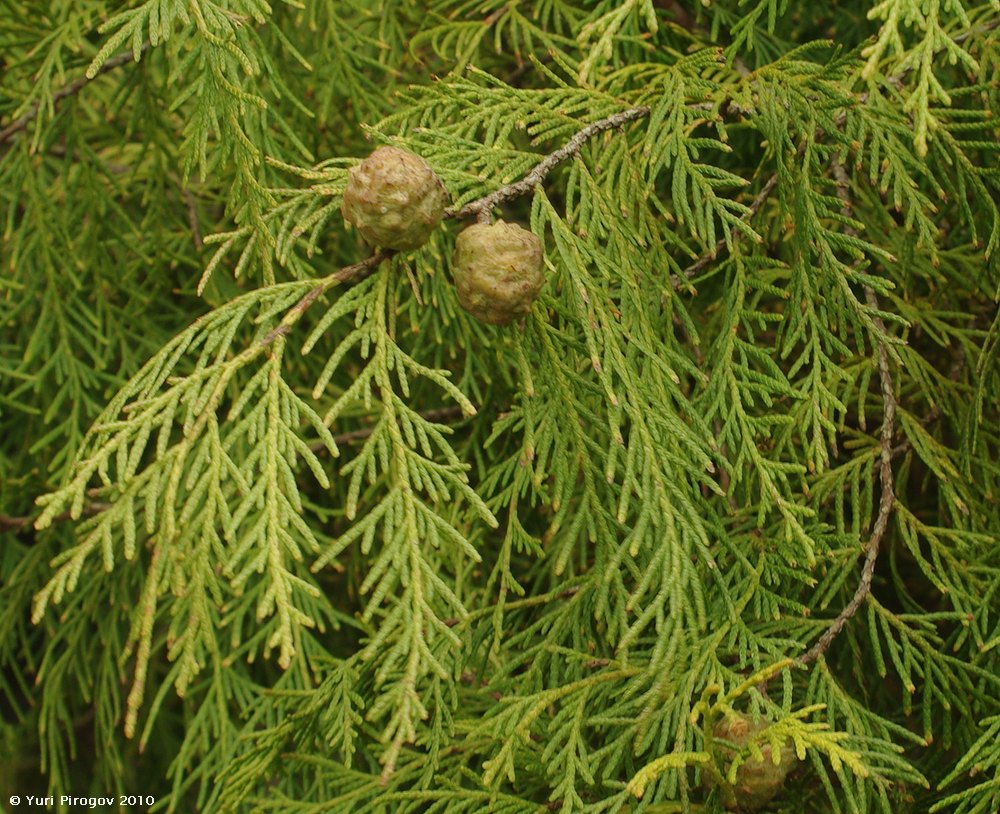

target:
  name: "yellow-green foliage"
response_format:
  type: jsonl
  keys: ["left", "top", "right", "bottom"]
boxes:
{"left": 1, "top": 2, "right": 999, "bottom": 813}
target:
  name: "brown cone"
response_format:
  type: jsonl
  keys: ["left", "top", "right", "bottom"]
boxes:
{"left": 705, "top": 713, "right": 798, "bottom": 812}
{"left": 452, "top": 220, "right": 545, "bottom": 325}
{"left": 341, "top": 146, "right": 448, "bottom": 250}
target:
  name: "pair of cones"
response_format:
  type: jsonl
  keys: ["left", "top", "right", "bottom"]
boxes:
{"left": 342, "top": 146, "right": 544, "bottom": 325}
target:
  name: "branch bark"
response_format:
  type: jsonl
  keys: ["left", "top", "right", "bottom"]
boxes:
{"left": 0, "top": 44, "right": 150, "bottom": 145}
{"left": 798, "top": 159, "right": 897, "bottom": 667}
{"left": 0, "top": 491, "right": 110, "bottom": 533}
{"left": 448, "top": 106, "right": 651, "bottom": 222}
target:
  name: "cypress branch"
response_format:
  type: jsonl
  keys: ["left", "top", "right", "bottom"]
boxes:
{"left": 799, "top": 158, "right": 899, "bottom": 667}
{"left": 0, "top": 43, "right": 151, "bottom": 144}
{"left": 3, "top": 3, "right": 998, "bottom": 812}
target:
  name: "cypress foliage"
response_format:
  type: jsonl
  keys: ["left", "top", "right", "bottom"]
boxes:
{"left": 1, "top": 2, "right": 999, "bottom": 812}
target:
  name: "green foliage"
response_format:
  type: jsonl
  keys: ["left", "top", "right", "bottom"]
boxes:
{"left": 2, "top": 1, "right": 999, "bottom": 813}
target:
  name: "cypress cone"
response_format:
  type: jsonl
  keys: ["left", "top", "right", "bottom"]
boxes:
{"left": 452, "top": 220, "right": 545, "bottom": 325}
{"left": 705, "top": 713, "right": 798, "bottom": 812}
{"left": 341, "top": 146, "right": 448, "bottom": 250}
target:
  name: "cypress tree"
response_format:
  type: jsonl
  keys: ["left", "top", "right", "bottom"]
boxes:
{"left": 2, "top": 2, "right": 999, "bottom": 812}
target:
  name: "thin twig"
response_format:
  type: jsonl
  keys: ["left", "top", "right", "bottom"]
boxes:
{"left": 952, "top": 16, "right": 1000, "bottom": 44}
{"left": 653, "top": 0, "right": 699, "bottom": 34}
{"left": 0, "top": 44, "right": 151, "bottom": 145}
{"left": 448, "top": 106, "right": 651, "bottom": 222}
{"left": 183, "top": 187, "right": 203, "bottom": 250}
{"left": 309, "top": 405, "right": 469, "bottom": 451}
{"left": 257, "top": 250, "right": 394, "bottom": 348}
{"left": 799, "top": 160, "right": 897, "bottom": 667}
{"left": 442, "top": 584, "right": 582, "bottom": 628}
{"left": 650, "top": 0, "right": 750, "bottom": 76}
{"left": 890, "top": 349, "right": 965, "bottom": 458}
{"left": 0, "top": 494, "right": 110, "bottom": 533}
{"left": 678, "top": 171, "right": 779, "bottom": 285}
